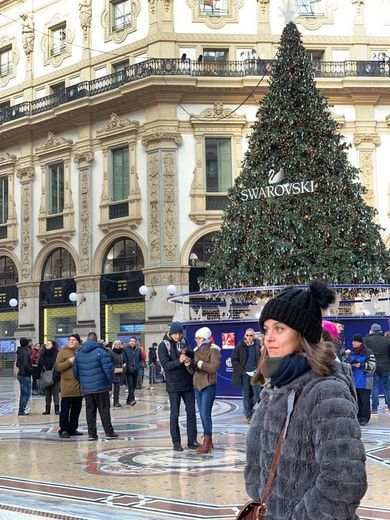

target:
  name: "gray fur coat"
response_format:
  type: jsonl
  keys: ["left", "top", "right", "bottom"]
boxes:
{"left": 245, "top": 362, "right": 367, "bottom": 519}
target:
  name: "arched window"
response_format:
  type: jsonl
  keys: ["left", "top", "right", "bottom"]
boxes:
{"left": 103, "top": 238, "right": 144, "bottom": 273}
{"left": 0, "top": 256, "right": 18, "bottom": 286}
{"left": 42, "top": 248, "right": 76, "bottom": 280}
{"left": 189, "top": 232, "right": 217, "bottom": 267}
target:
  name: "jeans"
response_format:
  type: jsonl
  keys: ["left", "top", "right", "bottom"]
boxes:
{"left": 168, "top": 390, "right": 197, "bottom": 445}
{"left": 149, "top": 363, "right": 156, "bottom": 385}
{"left": 59, "top": 396, "right": 83, "bottom": 434}
{"left": 17, "top": 374, "right": 31, "bottom": 413}
{"left": 195, "top": 384, "right": 216, "bottom": 437}
{"left": 126, "top": 371, "right": 138, "bottom": 403}
{"left": 241, "top": 373, "right": 262, "bottom": 418}
{"left": 371, "top": 372, "right": 390, "bottom": 410}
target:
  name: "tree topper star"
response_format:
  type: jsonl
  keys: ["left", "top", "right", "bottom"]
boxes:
{"left": 281, "top": 0, "right": 296, "bottom": 23}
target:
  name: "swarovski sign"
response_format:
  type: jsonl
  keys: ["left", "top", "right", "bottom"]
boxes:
{"left": 240, "top": 168, "right": 316, "bottom": 201}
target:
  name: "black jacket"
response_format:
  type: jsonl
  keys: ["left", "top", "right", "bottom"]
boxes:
{"left": 158, "top": 334, "right": 194, "bottom": 393}
{"left": 16, "top": 345, "right": 33, "bottom": 376}
{"left": 123, "top": 345, "right": 142, "bottom": 372}
{"left": 364, "top": 332, "right": 390, "bottom": 374}
{"left": 148, "top": 346, "right": 158, "bottom": 364}
{"left": 109, "top": 347, "right": 126, "bottom": 382}
{"left": 231, "top": 339, "right": 261, "bottom": 386}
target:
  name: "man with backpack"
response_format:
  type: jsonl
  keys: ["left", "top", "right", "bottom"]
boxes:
{"left": 158, "top": 322, "right": 198, "bottom": 451}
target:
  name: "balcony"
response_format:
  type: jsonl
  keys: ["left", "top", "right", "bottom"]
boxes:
{"left": 0, "top": 58, "right": 389, "bottom": 125}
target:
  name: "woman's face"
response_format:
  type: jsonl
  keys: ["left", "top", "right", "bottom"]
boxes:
{"left": 263, "top": 319, "right": 299, "bottom": 358}
{"left": 195, "top": 336, "right": 205, "bottom": 346}
{"left": 46, "top": 341, "right": 53, "bottom": 350}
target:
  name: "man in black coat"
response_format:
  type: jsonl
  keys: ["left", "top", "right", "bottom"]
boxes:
{"left": 231, "top": 328, "right": 262, "bottom": 422}
{"left": 364, "top": 323, "right": 390, "bottom": 413}
{"left": 158, "top": 322, "right": 198, "bottom": 451}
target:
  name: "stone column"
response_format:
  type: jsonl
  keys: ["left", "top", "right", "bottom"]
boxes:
{"left": 15, "top": 164, "right": 38, "bottom": 340}
{"left": 142, "top": 126, "right": 186, "bottom": 331}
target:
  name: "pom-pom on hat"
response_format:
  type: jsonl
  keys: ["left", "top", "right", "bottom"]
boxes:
{"left": 195, "top": 327, "right": 212, "bottom": 340}
{"left": 169, "top": 321, "right": 184, "bottom": 335}
{"left": 259, "top": 280, "right": 336, "bottom": 344}
{"left": 352, "top": 334, "right": 364, "bottom": 343}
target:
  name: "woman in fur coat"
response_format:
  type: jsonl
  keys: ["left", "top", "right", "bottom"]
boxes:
{"left": 244, "top": 280, "right": 367, "bottom": 520}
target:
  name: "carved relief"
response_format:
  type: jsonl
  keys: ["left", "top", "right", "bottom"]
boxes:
{"left": 162, "top": 152, "right": 177, "bottom": 262}
{"left": 0, "top": 152, "right": 17, "bottom": 164}
{"left": 36, "top": 132, "right": 73, "bottom": 154}
{"left": 97, "top": 113, "right": 139, "bottom": 137}
{"left": 16, "top": 166, "right": 35, "bottom": 184}
{"left": 79, "top": 0, "right": 92, "bottom": 39}
{"left": 142, "top": 128, "right": 182, "bottom": 148}
{"left": 20, "top": 12, "right": 34, "bottom": 56}
{"left": 22, "top": 185, "right": 31, "bottom": 279}
{"left": 79, "top": 168, "right": 90, "bottom": 273}
{"left": 148, "top": 152, "right": 161, "bottom": 262}
{"left": 257, "top": 0, "right": 270, "bottom": 13}
{"left": 19, "top": 284, "right": 40, "bottom": 299}
{"left": 73, "top": 148, "right": 94, "bottom": 165}
{"left": 360, "top": 151, "right": 375, "bottom": 207}
{"left": 76, "top": 277, "right": 100, "bottom": 293}
{"left": 196, "top": 101, "right": 241, "bottom": 120}
{"left": 146, "top": 271, "right": 187, "bottom": 286}
{"left": 353, "top": 133, "right": 381, "bottom": 146}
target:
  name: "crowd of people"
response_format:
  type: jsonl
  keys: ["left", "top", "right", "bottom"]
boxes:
{"left": 14, "top": 283, "right": 390, "bottom": 517}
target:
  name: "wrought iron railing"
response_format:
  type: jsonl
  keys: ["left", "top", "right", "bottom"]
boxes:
{"left": 109, "top": 202, "right": 129, "bottom": 219}
{"left": 46, "top": 215, "right": 64, "bottom": 231}
{"left": 0, "top": 58, "right": 389, "bottom": 125}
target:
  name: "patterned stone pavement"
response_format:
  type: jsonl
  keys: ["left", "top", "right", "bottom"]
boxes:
{"left": 0, "top": 377, "right": 389, "bottom": 520}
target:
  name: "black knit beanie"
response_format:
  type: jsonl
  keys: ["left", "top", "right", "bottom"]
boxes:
{"left": 259, "top": 280, "right": 336, "bottom": 344}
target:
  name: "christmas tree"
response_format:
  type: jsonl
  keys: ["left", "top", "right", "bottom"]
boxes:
{"left": 203, "top": 22, "right": 390, "bottom": 289}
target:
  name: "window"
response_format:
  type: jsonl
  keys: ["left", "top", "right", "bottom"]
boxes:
{"left": 51, "top": 82, "right": 65, "bottom": 94}
{"left": 0, "top": 256, "right": 18, "bottom": 286}
{"left": 113, "top": 60, "right": 129, "bottom": 73}
{"left": 297, "top": 0, "right": 323, "bottom": 15}
{"left": 112, "top": 0, "right": 131, "bottom": 31}
{"left": 189, "top": 232, "right": 217, "bottom": 267}
{"left": 48, "top": 163, "right": 64, "bottom": 214}
{"left": 203, "top": 49, "right": 228, "bottom": 62}
{"left": 205, "top": 138, "right": 232, "bottom": 193}
{"left": 103, "top": 238, "right": 144, "bottom": 273}
{"left": 42, "top": 248, "right": 76, "bottom": 280}
{"left": 111, "top": 147, "right": 129, "bottom": 201}
{"left": 0, "top": 177, "right": 8, "bottom": 225}
{"left": 50, "top": 24, "right": 66, "bottom": 56}
{"left": 200, "top": 0, "right": 228, "bottom": 16}
{"left": 0, "top": 46, "right": 12, "bottom": 77}
{"left": 306, "top": 50, "right": 324, "bottom": 72}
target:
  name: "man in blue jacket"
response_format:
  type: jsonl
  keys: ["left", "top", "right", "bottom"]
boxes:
{"left": 73, "top": 332, "right": 118, "bottom": 440}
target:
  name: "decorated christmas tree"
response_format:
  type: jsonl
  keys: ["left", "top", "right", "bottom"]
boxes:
{"left": 203, "top": 22, "right": 390, "bottom": 289}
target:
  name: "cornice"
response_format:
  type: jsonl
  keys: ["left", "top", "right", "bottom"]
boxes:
{"left": 96, "top": 113, "right": 139, "bottom": 139}
{"left": 353, "top": 132, "right": 381, "bottom": 146}
{"left": 0, "top": 152, "right": 17, "bottom": 167}
{"left": 142, "top": 126, "right": 182, "bottom": 147}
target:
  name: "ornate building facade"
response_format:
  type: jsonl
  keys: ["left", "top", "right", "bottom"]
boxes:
{"left": 0, "top": 0, "right": 389, "bottom": 351}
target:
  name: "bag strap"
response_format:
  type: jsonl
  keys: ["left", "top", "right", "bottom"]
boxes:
{"left": 260, "top": 389, "right": 301, "bottom": 508}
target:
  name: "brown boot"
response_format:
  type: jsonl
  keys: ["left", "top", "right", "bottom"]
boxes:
{"left": 196, "top": 435, "right": 213, "bottom": 454}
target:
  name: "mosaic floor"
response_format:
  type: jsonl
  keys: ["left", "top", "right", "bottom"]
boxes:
{"left": 0, "top": 377, "right": 389, "bottom": 520}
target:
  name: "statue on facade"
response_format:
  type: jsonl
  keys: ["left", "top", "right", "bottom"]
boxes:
{"left": 20, "top": 13, "right": 34, "bottom": 56}
{"left": 79, "top": 0, "right": 92, "bottom": 39}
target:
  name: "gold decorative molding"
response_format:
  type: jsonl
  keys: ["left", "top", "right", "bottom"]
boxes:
{"left": 36, "top": 132, "right": 73, "bottom": 156}
{"left": 97, "top": 113, "right": 139, "bottom": 137}
{"left": 148, "top": 152, "right": 161, "bottom": 263}
{"left": 185, "top": 0, "right": 245, "bottom": 29}
{"left": 353, "top": 132, "right": 381, "bottom": 146}
{"left": 360, "top": 151, "right": 375, "bottom": 208}
{"left": 101, "top": 0, "right": 141, "bottom": 44}
{"left": 162, "top": 152, "right": 178, "bottom": 262}
{"left": 142, "top": 127, "right": 183, "bottom": 148}
{"left": 73, "top": 148, "right": 94, "bottom": 165}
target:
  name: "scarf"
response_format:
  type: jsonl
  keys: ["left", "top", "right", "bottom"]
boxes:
{"left": 198, "top": 339, "right": 211, "bottom": 350}
{"left": 261, "top": 353, "right": 311, "bottom": 387}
